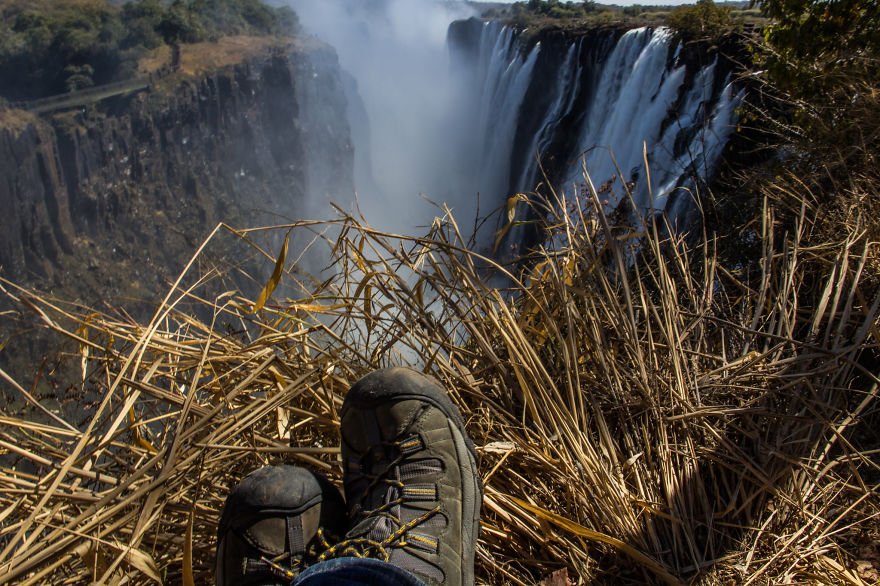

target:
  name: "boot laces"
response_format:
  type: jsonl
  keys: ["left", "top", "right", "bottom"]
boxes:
{"left": 242, "top": 526, "right": 339, "bottom": 579}
{"left": 319, "top": 439, "right": 441, "bottom": 562}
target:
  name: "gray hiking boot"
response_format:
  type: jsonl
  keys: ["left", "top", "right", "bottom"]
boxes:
{"left": 215, "top": 465, "right": 347, "bottom": 585}
{"left": 322, "top": 367, "right": 482, "bottom": 585}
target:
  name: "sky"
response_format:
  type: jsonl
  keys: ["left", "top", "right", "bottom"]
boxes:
{"left": 475, "top": 0, "right": 702, "bottom": 6}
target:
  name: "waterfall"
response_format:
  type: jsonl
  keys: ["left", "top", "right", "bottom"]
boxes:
{"left": 515, "top": 40, "right": 580, "bottom": 192}
{"left": 292, "top": 4, "right": 744, "bottom": 251}
{"left": 451, "top": 20, "right": 744, "bottom": 246}
{"left": 566, "top": 27, "right": 744, "bottom": 216}
{"left": 469, "top": 22, "right": 541, "bottom": 209}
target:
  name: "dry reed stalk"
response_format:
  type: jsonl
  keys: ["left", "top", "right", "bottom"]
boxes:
{"left": 0, "top": 188, "right": 877, "bottom": 584}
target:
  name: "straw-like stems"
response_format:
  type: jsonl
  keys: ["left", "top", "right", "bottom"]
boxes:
{"left": 0, "top": 193, "right": 877, "bottom": 584}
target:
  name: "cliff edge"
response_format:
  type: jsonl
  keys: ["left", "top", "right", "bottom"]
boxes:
{"left": 0, "top": 36, "right": 354, "bottom": 305}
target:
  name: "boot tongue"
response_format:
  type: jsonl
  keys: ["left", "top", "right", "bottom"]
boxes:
{"left": 347, "top": 515, "right": 446, "bottom": 585}
{"left": 348, "top": 513, "right": 397, "bottom": 543}
{"left": 347, "top": 477, "right": 401, "bottom": 543}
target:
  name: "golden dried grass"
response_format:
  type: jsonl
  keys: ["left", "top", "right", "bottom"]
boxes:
{"left": 0, "top": 178, "right": 877, "bottom": 584}
{"left": 0, "top": 108, "right": 38, "bottom": 135}
{"left": 174, "top": 36, "right": 317, "bottom": 78}
{"left": 137, "top": 45, "right": 173, "bottom": 76}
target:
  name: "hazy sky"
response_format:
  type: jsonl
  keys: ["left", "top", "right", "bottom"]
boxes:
{"left": 479, "top": 0, "right": 701, "bottom": 5}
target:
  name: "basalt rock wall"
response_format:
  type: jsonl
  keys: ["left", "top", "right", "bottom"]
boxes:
{"left": 0, "top": 43, "right": 354, "bottom": 303}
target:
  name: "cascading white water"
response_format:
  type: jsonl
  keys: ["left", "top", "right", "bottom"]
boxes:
{"left": 571, "top": 28, "right": 687, "bottom": 205}
{"left": 468, "top": 22, "right": 541, "bottom": 210}
{"left": 457, "top": 22, "right": 743, "bottom": 242}
{"left": 567, "top": 27, "right": 744, "bottom": 216}
{"left": 515, "top": 40, "right": 579, "bottom": 191}
{"left": 291, "top": 2, "right": 743, "bottom": 252}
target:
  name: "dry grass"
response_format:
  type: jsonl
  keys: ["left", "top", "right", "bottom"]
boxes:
{"left": 139, "top": 35, "right": 309, "bottom": 79}
{"left": 0, "top": 108, "right": 38, "bottom": 135}
{"left": 137, "top": 44, "right": 173, "bottom": 76}
{"left": 0, "top": 177, "right": 878, "bottom": 584}
{"left": 172, "top": 36, "right": 317, "bottom": 78}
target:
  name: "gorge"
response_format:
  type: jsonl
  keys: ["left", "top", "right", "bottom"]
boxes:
{"left": 292, "top": 1, "right": 745, "bottom": 256}
{"left": 0, "top": 2, "right": 747, "bottom": 308}
{"left": 4, "top": 4, "right": 877, "bottom": 585}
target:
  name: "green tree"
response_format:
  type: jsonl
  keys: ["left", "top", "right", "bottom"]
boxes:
{"left": 63, "top": 64, "right": 95, "bottom": 91}
{"left": 157, "top": 1, "right": 205, "bottom": 43}
{"left": 666, "top": 0, "right": 732, "bottom": 39}
{"left": 274, "top": 6, "right": 300, "bottom": 33}
{"left": 754, "top": 0, "right": 879, "bottom": 91}
{"left": 121, "top": 0, "right": 165, "bottom": 49}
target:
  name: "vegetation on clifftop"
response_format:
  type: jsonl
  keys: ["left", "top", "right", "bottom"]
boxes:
{"left": 725, "top": 0, "right": 880, "bottom": 261}
{"left": 665, "top": 0, "right": 733, "bottom": 39}
{"left": 0, "top": 0, "right": 299, "bottom": 100}
{"left": 487, "top": 0, "right": 764, "bottom": 37}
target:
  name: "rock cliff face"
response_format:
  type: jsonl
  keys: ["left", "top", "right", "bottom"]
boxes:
{"left": 0, "top": 42, "right": 354, "bottom": 303}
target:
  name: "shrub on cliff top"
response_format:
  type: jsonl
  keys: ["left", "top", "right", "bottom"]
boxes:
{"left": 511, "top": 0, "right": 599, "bottom": 19}
{"left": 665, "top": 0, "right": 734, "bottom": 40}
{"left": 740, "top": 0, "right": 880, "bottom": 253}
{"left": 0, "top": 0, "right": 299, "bottom": 101}
{"left": 165, "top": 0, "right": 299, "bottom": 42}
{"left": 756, "top": 0, "right": 879, "bottom": 88}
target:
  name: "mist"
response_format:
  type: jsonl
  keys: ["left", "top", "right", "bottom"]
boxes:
{"left": 288, "top": 0, "right": 480, "bottom": 234}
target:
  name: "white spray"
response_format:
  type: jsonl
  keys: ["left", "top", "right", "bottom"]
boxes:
{"left": 286, "top": 3, "right": 742, "bottom": 250}
{"left": 288, "top": 0, "right": 478, "bottom": 234}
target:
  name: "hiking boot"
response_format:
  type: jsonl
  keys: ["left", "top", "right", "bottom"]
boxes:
{"left": 324, "top": 367, "right": 482, "bottom": 585}
{"left": 215, "top": 465, "right": 347, "bottom": 585}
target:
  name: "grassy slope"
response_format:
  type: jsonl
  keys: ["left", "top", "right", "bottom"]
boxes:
{"left": 0, "top": 108, "right": 38, "bottom": 134}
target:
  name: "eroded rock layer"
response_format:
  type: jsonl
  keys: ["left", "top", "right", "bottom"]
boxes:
{"left": 0, "top": 43, "right": 353, "bottom": 302}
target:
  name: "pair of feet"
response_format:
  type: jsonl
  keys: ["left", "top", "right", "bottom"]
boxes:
{"left": 215, "top": 368, "right": 482, "bottom": 585}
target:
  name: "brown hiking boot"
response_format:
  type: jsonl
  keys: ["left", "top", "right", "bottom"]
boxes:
{"left": 322, "top": 367, "right": 482, "bottom": 585}
{"left": 215, "top": 465, "right": 347, "bottom": 585}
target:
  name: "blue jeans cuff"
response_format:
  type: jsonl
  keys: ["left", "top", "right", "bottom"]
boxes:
{"left": 292, "top": 557, "right": 428, "bottom": 586}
